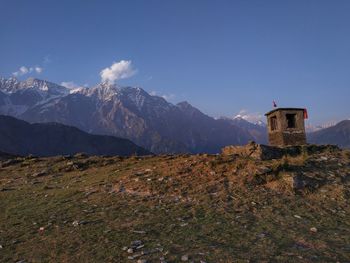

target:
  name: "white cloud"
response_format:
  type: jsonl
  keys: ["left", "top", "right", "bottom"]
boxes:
{"left": 150, "top": 90, "right": 175, "bottom": 101}
{"left": 13, "top": 66, "right": 29, "bottom": 76}
{"left": 234, "top": 109, "right": 263, "bottom": 123}
{"left": 60, "top": 81, "right": 82, "bottom": 90}
{"left": 100, "top": 60, "right": 136, "bottom": 83}
{"left": 12, "top": 65, "right": 43, "bottom": 77}
{"left": 34, "top": 67, "right": 43, "bottom": 73}
{"left": 20, "top": 66, "right": 29, "bottom": 75}
{"left": 161, "top": 94, "right": 175, "bottom": 101}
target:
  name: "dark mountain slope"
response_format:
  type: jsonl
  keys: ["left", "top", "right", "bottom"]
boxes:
{"left": 0, "top": 115, "right": 149, "bottom": 156}
{"left": 220, "top": 117, "right": 268, "bottom": 144}
{"left": 308, "top": 120, "right": 350, "bottom": 148}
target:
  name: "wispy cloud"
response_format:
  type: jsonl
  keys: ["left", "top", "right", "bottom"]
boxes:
{"left": 34, "top": 67, "right": 43, "bottom": 73}
{"left": 12, "top": 65, "right": 43, "bottom": 77}
{"left": 100, "top": 60, "right": 137, "bottom": 84}
{"left": 43, "top": 55, "right": 51, "bottom": 64}
{"left": 161, "top": 94, "right": 175, "bottom": 101}
{"left": 150, "top": 90, "right": 176, "bottom": 101}
{"left": 60, "top": 81, "right": 82, "bottom": 90}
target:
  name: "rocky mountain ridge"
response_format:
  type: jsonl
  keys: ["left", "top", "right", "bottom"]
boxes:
{"left": 1, "top": 77, "right": 350, "bottom": 153}
{"left": 0, "top": 77, "right": 258, "bottom": 153}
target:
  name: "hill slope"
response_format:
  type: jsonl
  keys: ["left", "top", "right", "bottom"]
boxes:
{"left": 0, "top": 146, "right": 349, "bottom": 262}
{"left": 308, "top": 120, "right": 350, "bottom": 148}
{"left": 0, "top": 115, "right": 149, "bottom": 156}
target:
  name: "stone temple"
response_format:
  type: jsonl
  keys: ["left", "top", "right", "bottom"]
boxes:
{"left": 265, "top": 108, "right": 307, "bottom": 146}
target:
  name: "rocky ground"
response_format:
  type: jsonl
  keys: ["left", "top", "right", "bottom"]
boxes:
{"left": 0, "top": 145, "right": 349, "bottom": 262}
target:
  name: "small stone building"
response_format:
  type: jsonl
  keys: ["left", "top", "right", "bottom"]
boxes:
{"left": 265, "top": 108, "right": 307, "bottom": 146}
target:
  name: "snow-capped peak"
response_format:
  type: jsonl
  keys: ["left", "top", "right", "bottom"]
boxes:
{"left": 0, "top": 77, "right": 69, "bottom": 96}
{"left": 0, "top": 77, "right": 20, "bottom": 93}
{"left": 233, "top": 114, "right": 245, "bottom": 120}
{"left": 20, "top": 78, "right": 69, "bottom": 95}
{"left": 255, "top": 120, "right": 266, "bottom": 126}
{"left": 75, "top": 82, "right": 120, "bottom": 101}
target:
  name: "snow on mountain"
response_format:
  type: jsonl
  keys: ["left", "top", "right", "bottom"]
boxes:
{"left": 75, "top": 82, "right": 119, "bottom": 101}
{"left": 0, "top": 77, "right": 259, "bottom": 153}
{"left": 0, "top": 77, "right": 68, "bottom": 96}
{"left": 0, "top": 77, "right": 20, "bottom": 93}
{"left": 0, "top": 77, "right": 70, "bottom": 116}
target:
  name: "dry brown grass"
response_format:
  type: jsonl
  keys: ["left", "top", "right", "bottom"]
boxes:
{"left": 0, "top": 150, "right": 349, "bottom": 262}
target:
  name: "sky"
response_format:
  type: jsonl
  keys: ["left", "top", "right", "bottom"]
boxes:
{"left": 1, "top": 0, "right": 350, "bottom": 125}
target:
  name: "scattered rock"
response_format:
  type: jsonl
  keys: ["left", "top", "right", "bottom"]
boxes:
{"left": 181, "top": 255, "right": 189, "bottom": 261}
{"left": 12, "top": 240, "right": 21, "bottom": 245}
{"left": 310, "top": 227, "right": 318, "bottom": 233}
{"left": 222, "top": 142, "right": 340, "bottom": 160}
{"left": 74, "top": 152, "right": 88, "bottom": 158}
{"left": 0, "top": 187, "right": 15, "bottom": 192}
{"left": 131, "top": 240, "right": 143, "bottom": 247}
{"left": 257, "top": 233, "right": 266, "bottom": 238}
{"left": 32, "top": 171, "right": 47, "bottom": 177}
{"left": 84, "top": 190, "right": 97, "bottom": 197}
{"left": 1, "top": 159, "right": 21, "bottom": 167}
{"left": 137, "top": 260, "right": 148, "bottom": 263}
{"left": 294, "top": 215, "right": 302, "bottom": 219}
{"left": 256, "top": 167, "right": 272, "bottom": 175}
{"left": 127, "top": 248, "right": 134, "bottom": 253}
{"left": 79, "top": 220, "right": 89, "bottom": 225}
{"left": 72, "top": 220, "right": 79, "bottom": 227}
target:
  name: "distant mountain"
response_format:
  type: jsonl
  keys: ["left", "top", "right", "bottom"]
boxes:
{"left": 0, "top": 77, "right": 259, "bottom": 153}
{"left": 0, "top": 115, "right": 149, "bottom": 156}
{"left": 220, "top": 116, "right": 268, "bottom": 144}
{"left": 0, "top": 77, "right": 69, "bottom": 116}
{"left": 308, "top": 120, "right": 350, "bottom": 148}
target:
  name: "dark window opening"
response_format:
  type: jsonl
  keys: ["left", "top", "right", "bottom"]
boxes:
{"left": 270, "top": 116, "right": 277, "bottom": 131}
{"left": 286, "top": 114, "right": 296, "bottom": 128}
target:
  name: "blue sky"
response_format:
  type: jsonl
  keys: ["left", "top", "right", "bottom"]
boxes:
{"left": 1, "top": 0, "right": 350, "bottom": 125}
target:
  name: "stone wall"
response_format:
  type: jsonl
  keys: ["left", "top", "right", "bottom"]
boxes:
{"left": 222, "top": 142, "right": 339, "bottom": 160}
{"left": 267, "top": 109, "right": 306, "bottom": 146}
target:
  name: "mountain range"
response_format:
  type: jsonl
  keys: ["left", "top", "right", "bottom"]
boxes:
{"left": 0, "top": 77, "right": 265, "bottom": 153}
{"left": 1, "top": 77, "right": 349, "bottom": 153}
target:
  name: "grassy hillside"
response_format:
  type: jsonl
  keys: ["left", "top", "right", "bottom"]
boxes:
{"left": 0, "top": 149, "right": 349, "bottom": 262}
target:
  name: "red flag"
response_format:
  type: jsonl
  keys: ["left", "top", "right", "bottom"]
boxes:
{"left": 304, "top": 108, "right": 308, "bottom": 119}
{"left": 273, "top": 100, "right": 277, "bottom": 108}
